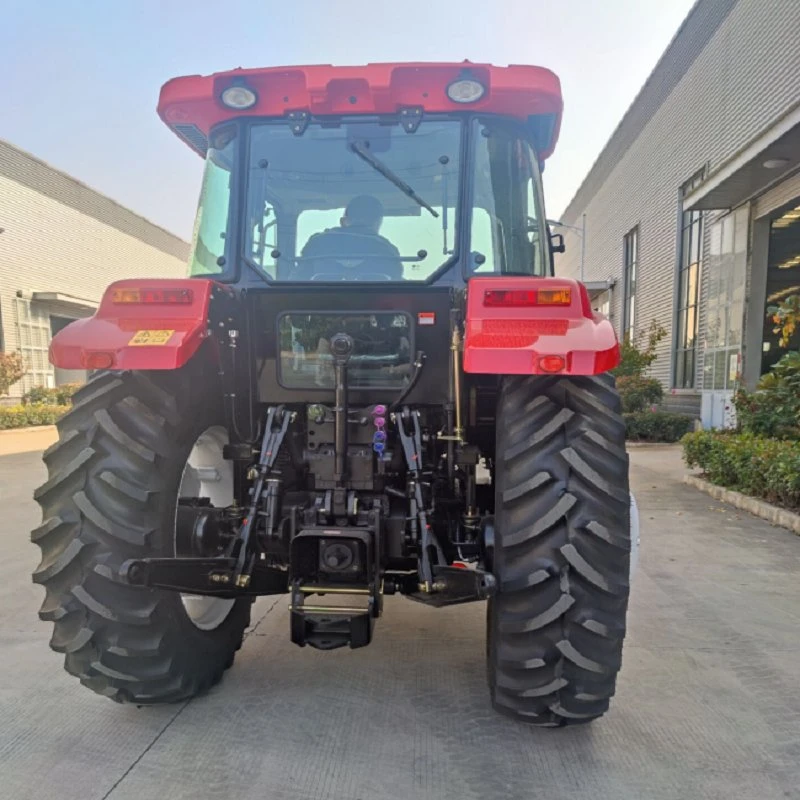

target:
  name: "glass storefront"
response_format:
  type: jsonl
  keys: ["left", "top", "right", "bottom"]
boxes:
{"left": 702, "top": 206, "right": 748, "bottom": 392}
{"left": 700, "top": 206, "right": 748, "bottom": 429}
{"left": 761, "top": 200, "right": 800, "bottom": 374}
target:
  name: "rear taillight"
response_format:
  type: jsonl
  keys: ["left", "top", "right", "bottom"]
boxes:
{"left": 112, "top": 288, "right": 193, "bottom": 305}
{"left": 483, "top": 288, "right": 571, "bottom": 307}
{"left": 84, "top": 352, "right": 116, "bottom": 370}
{"left": 538, "top": 355, "right": 566, "bottom": 373}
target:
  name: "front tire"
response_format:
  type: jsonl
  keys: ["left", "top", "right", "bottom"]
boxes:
{"left": 488, "top": 374, "right": 631, "bottom": 726}
{"left": 32, "top": 369, "right": 251, "bottom": 703}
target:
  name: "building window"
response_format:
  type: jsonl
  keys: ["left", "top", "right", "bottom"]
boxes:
{"left": 622, "top": 227, "right": 638, "bottom": 338}
{"left": 702, "top": 206, "right": 748, "bottom": 393}
{"left": 674, "top": 171, "right": 704, "bottom": 388}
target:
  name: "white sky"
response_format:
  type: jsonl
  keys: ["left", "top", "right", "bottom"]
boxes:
{"left": 1, "top": 0, "right": 696, "bottom": 239}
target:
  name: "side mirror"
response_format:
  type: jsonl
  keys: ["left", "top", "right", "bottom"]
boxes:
{"left": 550, "top": 232, "right": 566, "bottom": 254}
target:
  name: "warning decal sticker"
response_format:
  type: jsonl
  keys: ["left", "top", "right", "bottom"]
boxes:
{"left": 128, "top": 330, "right": 175, "bottom": 346}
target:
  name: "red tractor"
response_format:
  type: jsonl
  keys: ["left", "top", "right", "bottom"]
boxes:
{"left": 33, "top": 62, "right": 631, "bottom": 726}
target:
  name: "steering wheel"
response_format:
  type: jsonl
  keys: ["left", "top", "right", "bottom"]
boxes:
{"left": 309, "top": 271, "right": 393, "bottom": 281}
{"left": 301, "top": 258, "right": 396, "bottom": 281}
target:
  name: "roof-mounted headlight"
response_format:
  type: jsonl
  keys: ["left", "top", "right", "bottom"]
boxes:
{"left": 220, "top": 84, "right": 258, "bottom": 110}
{"left": 446, "top": 78, "right": 486, "bottom": 104}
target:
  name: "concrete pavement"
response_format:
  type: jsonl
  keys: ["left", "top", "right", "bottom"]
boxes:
{"left": 1, "top": 444, "right": 799, "bottom": 799}
{"left": 0, "top": 425, "right": 58, "bottom": 456}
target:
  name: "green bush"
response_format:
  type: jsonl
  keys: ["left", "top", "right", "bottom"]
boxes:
{"left": 0, "top": 404, "right": 70, "bottom": 430}
{"left": 682, "top": 430, "right": 800, "bottom": 510}
{"left": 768, "top": 293, "right": 799, "bottom": 348}
{"left": 734, "top": 350, "right": 800, "bottom": 439}
{"left": 612, "top": 320, "right": 667, "bottom": 378}
{"left": 22, "top": 383, "right": 82, "bottom": 406}
{"left": 616, "top": 375, "right": 664, "bottom": 413}
{"left": 624, "top": 411, "right": 693, "bottom": 442}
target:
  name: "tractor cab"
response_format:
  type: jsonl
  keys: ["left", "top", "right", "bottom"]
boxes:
{"left": 162, "top": 63, "right": 562, "bottom": 287}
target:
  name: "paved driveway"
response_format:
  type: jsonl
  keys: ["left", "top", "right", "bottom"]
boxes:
{"left": 1, "top": 445, "right": 799, "bottom": 800}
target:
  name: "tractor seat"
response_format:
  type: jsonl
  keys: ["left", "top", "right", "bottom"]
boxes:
{"left": 296, "top": 228, "right": 403, "bottom": 281}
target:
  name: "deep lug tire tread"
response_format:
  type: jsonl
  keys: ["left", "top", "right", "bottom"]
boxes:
{"left": 32, "top": 369, "right": 251, "bottom": 704}
{"left": 488, "top": 374, "right": 630, "bottom": 726}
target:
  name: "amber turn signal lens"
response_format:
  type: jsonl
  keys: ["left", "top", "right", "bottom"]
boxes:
{"left": 536, "top": 288, "right": 571, "bottom": 305}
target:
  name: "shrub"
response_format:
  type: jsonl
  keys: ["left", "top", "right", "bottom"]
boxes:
{"left": 768, "top": 293, "right": 799, "bottom": 349}
{"left": 616, "top": 375, "right": 664, "bottom": 413}
{"left": 22, "top": 383, "right": 82, "bottom": 407}
{"left": 624, "top": 411, "right": 693, "bottom": 442}
{"left": 612, "top": 320, "right": 667, "bottom": 378}
{"left": 0, "top": 404, "right": 70, "bottom": 430}
{"left": 682, "top": 430, "right": 800, "bottom": 510}
{"left": 733, "top": 350, "right": 800, "bottom": 439}
{"left": 0, "top": 351, "right": 26, "bottom": 396}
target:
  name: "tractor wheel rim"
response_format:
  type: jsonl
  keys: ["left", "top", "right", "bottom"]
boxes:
{"left": 176, "top": 426, "right": 236, "bottom": 631}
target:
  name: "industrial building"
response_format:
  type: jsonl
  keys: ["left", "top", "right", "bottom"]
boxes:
{"left": 555, "top": 0, "right": 800, "bottom": 428}
{"left": 0, "top": 139, "right": 189, "bottom": 399}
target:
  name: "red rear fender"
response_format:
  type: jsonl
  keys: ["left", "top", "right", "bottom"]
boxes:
{"left": 49, "top": 279, "right": 227, "bottom": 371}
{"left": 463, "top": 277, "right": 619, "bottom": 375}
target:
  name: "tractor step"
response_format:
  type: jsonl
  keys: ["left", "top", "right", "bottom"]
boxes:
{"left": 290, "top": 607, "right": 373, "bottom": 650}
{"left": 289, "top": 582, "right": 378, "bottom": 649}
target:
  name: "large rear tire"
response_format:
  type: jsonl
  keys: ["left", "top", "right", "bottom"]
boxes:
{"left": 32, "top": 368, "right": 251, "bottom": 703}
{"left": 488, "top": 374, "right": 630, "bottom": 726}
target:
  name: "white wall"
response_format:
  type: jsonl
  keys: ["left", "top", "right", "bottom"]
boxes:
{"left": 555, "top": 0, "right": 800, "bottom": 394}
{"left": 0, "top": 174, "right": 189, "bottom": 397}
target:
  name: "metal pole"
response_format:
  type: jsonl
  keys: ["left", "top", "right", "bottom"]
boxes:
{"left": 580, "top": 213, "right": 586, "bottom": 282}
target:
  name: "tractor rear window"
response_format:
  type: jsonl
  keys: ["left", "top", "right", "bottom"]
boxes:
{"left": 245, "top": 120, "right": 461, "bottom": 282}
{"left": 277, "top": 313, "right": 413, "bottom": 389}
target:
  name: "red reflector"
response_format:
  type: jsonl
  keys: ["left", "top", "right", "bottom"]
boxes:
{"left": 538, "top": 355, "right": 566, "bottom": 373}
{"left": 483, "top": 288, "right": 571, "bottom": 307}
{"left": 484, "top": 289, "right": 537, "bottom": 307}
{"left": 84, "top": 352, "right": 115, "bottom": 370}
{"left": 112, "top": 287, "right": 193, "bottom": 305}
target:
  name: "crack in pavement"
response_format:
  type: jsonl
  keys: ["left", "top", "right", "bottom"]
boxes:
{"left": 100, "top": 596, "right": 285, "bottom": 799}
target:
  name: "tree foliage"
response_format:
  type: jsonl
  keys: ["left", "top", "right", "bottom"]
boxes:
{"left": 768, "top": 293, "right": 800, "bottom": 349}
{"left": 0, "top": 351, "right": 25, "bottom": 396}
{"left": 612, "top": 320, "right": 668, "bottom": 378}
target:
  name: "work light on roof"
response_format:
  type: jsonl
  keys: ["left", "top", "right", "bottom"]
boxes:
{"left": 446, "top": 77, "right": 486, "bottom": 104}
{"left": 220, "top": 84, "right": 258, "bottom": 110}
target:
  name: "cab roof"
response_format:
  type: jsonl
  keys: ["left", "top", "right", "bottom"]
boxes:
{"left": 158, "top": 61, "right": 562, "bottom": 159}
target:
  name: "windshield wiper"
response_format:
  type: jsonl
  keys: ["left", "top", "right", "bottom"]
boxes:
{"left": 349, "top": 141, "right": 439, "bottom": 218}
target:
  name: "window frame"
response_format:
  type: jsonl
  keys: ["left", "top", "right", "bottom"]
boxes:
{"left": 673, "top": 170, "right": 705, "bottom": 389}
{"left": 241, "top": 114, "right": 465, "bottom": 284}
{"left": 467, "top": 116, "right": 550, "bottom": 278}
{"left": 622, "top": 226, "right": 639, "bottom": 339}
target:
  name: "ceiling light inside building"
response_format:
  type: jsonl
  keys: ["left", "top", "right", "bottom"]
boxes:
{"left": 772, "top": 205, "right": 800, "bottom": 229}
{"left": 763, "top": 157, "right": 790, "bottom": 169}
{"left": 777, "top": 255, "right": 800, "bottom": 270}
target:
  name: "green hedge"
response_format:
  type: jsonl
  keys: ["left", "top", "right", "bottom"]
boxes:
{"left": 0, "top": 404, "right": 71, "bottom": 430}
{"left": 616, "top": 375, "right": 664, "bottom": 413}
{"left": 683, "top": 431, "right": 800, "bottom": 510}
{"left": 624, "top": 411, "right": 693, "bottom": 442}
{"left": 21, "top": 383, "right": 81, "bottom": 406}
